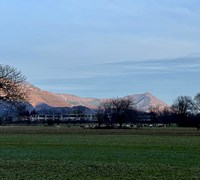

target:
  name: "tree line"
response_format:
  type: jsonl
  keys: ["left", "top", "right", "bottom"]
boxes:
{"left": 0, "top": 64, "right": 200, "bottom": 128}
{"left": 96, "top": 94, "right": 200, "bottom": 128}
{"left": 170, "top": 94, "right": 200, "bottom": 127}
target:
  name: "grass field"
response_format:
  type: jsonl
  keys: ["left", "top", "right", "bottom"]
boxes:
{"left": 0, "top": 126, "right": 199, "bottom": 179}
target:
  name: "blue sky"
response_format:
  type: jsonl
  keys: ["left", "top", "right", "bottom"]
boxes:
{"left": 1, "top": 0, "right": 200, "bottom": 104}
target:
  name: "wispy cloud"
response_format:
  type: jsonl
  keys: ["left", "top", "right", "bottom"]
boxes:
{"left": 1, "top": 1, "right": 200, "bottom": 104}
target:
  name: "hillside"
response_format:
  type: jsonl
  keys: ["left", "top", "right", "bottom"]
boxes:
{"left": 126, "top": 93, "right": 168, "bottom": 112}
{"left": 26, "top": 84, "right": 101, "bottom": 110}
{"left": 26, "top": 84, "right": 168, "bottom": 112}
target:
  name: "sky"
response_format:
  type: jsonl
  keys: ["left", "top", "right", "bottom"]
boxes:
{"left": 1, "top": 0, "right": 200, "bottom": 105}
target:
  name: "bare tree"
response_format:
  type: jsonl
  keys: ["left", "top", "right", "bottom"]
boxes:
{"left": 172, "top": 96, "right": 193, "bottom": 116}
{"left": 149, "top": 105, "right": 162, "bottom": 124}
{"left": 111, "top": 96, "right": 135, "bottom": 127}
{"left": 96, "top": 100, "right": 112, "bottom": 127}
{"left": 0, "top": 64, "right": 28, "bottom": 103}
{"left": 172, "top": 96, "right": 194, "bottom": 126}
{"left": 193, "top": 93, "right": 200, "bottom": 113}
{"left": 97, "top": 96, "right": 135, "bottom": 128}
{"left": 193, "top": 93, "right": 200, "bottom": 129}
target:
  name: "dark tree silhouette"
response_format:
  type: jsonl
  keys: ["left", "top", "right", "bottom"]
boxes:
{"left": 111, "top": 96, "right": 134, "bottom": 128}
{"left": 172, "top": 96, "right": 193, "bottom": 116}
{"left": 172, "top": 96, "right": 193, "bottom": 126}
{"left": 149, "top": 105, "right": 162, "bottom": 124}
{"left": 97, "top": 96, "right": 135, "bottom": 128}
{"left": 193, "top": 93, "right": 200, "bottom": 113}
{"left": 193, "top": 93, "right": 200, "bottom": 128}
{"left": 96, "top": 100, "right": 112, "bottom": 127}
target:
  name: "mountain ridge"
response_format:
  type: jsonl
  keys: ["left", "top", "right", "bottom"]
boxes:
{"left": 26, "top": 84, "right": 168, "bottom": 112}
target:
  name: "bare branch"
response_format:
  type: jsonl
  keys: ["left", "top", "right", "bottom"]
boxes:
{"left": 0, "top": 64, "right": 28, "bottom": 103}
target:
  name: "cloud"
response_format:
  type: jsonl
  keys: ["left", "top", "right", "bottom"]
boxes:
{"left": 27, "top": 56, "right": 200, "bottom": 104}
{"left": 1, "top": 0, "right": 200, "bottom": 103}
{"left": 31, "top": 56, "right": 200, "bottom": 86}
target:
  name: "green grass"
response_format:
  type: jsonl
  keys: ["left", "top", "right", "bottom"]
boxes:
{"left": 0, "top": 126, "right": 199, "bottom": 179}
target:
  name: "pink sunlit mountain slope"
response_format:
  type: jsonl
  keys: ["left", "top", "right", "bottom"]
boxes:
{"left": 26, "top": 84, "right": 101, "bottom": 109}
{"left": 26, "top": 84, "right": 168, "bottom": 112}
{"left": 125, "top": 92, "right": 168, "bottom": 112}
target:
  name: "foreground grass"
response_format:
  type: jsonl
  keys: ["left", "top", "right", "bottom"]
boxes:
{"left": 0, "top": 126, "right": 199, "bottom": 179}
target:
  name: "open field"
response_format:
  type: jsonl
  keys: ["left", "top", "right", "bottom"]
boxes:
{"left": 0, "top": 126, "right": 199, "bottom": 179}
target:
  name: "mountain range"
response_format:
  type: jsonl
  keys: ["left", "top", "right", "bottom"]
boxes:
{"left": 0, "top": 83, "right": 169, "bottom": 117}
{"left": 26, "top": 83, "right": 168, "bottom": 112}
